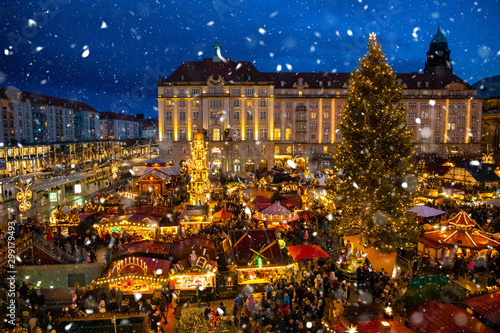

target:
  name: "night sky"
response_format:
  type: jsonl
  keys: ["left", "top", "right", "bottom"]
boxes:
{"left": 1, "top": 0, "right": 499, "bottom": 118}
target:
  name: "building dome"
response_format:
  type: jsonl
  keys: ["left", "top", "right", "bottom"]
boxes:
{"left": 194, "top": 132, "right": 204, "bottom": 140}
{"left": 424, "top": 25, "right": 452, "bottom": 74}
{"left": 430, "top": 26, "right": 448, "bottom": 45}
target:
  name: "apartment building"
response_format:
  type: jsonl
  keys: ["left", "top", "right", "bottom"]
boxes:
{"left": 99, "top": 112, "right": 141, "bottom": 140}
{"left": 0, "top": 87, "right": 97, "bottom": 145}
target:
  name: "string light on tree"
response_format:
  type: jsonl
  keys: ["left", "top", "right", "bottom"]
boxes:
{"left": 331, "top": 32, "right": 420, "bottom": 252}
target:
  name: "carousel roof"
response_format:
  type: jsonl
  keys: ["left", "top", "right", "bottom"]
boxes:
{"left": 419, "top": 210, "right": 500, "bottom": 249}
{"left": 447, "top": 211, "right": 480, "bottom": 229}
{"left": 260, "top": 202, "right": 293, "bottom": 215}
{"left": 420, "top": 229, "right": 500, "bottom": 249}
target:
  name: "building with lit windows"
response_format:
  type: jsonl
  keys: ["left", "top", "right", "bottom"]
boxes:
{"left": 99, "top": 112, "right": 142, "bottom": 140}
{"left": 157, "top": 30, "right": 482, "bottom": 172}
{"left": 0, "top": 87, "right": 100, "bottom": 145}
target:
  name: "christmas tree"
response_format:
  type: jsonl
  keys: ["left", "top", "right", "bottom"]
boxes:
{"left": 332, "top": 33, "right": 419, "bottom": 252}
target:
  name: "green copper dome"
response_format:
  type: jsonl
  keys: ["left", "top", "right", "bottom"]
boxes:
{"left": 430, "top": 25, "right": 448, "bottom": 44}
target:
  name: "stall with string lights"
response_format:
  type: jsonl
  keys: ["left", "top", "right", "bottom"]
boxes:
{"left": 93, "top": 256, "right": 171, "bottom": 294}
{"left": 92, "top": 214, "right": 161, "bottom": 240}
{"left": 227, "top": 229, "right": 293, "bottom": 289}
{"left": 47, "top": 205, "right": 82, "bottom": 238}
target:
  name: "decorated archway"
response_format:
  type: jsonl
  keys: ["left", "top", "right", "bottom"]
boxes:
{"left": 258, "top": 159, "right": 268, "bottom": 172}
{"left": 245, "top": 159, "right": 255, "bottom": 173}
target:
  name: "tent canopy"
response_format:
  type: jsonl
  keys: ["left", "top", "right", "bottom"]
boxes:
{"left": 260, "top": 202, "right": 292, "bottom": 215}
{"left": 286, "top": 244, "right": 329, "bottom": 260}
{"left": 408, "top": 205, "right": 446, "bottom": 217}
{"left": 213, "top": 209, "right": 234, "bottom": 219}
{"left": 484, "top": 198, "right": 500, "bottom": 207}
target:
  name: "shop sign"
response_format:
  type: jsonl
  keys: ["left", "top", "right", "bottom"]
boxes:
{"left": 49, "top": 192, "right": 58, "bottom": 202}
{"left": 74, "top": 184, "right": 82, "bottom": 194}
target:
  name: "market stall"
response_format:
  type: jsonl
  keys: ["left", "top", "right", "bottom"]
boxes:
{"left": 169, "top": 258, "right": 217, "bottom": 292}
{"left": 47, "top": 205, "right": 82, "bottom": 238}
{"left": 227, "top": 229, "right": 293, "bottom": 291}
{"left": 93, "top": 256, "right": 171, "bottom": 294}
{"left": 93, "top": 214, "right": 161, "bottom": 240}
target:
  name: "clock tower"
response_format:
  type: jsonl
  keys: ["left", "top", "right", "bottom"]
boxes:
{"left": 424, "top": 25, "right": 453, "bottom": 74}
{"left": 189, "top": 131, "right": 210, "bottom": 206}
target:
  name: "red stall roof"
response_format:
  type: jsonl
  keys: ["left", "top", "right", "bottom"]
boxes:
{"left": 408, "top": 301, "right": 497, "bottom": 333}
{"left": 464, "top": 292, "right": 500, "bottom": 329}
{"left": 286, "top": 244, "right": 329, "bottom": 260}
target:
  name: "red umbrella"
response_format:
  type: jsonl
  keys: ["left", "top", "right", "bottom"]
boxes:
{"left": 286, "top": 245, "right": 330, "bottom": 260}
{"left": 301, "top": 211, "right": 315, "bottom": 219}
{"left": 213, "top": 209, "right": 234, "bottom": 219}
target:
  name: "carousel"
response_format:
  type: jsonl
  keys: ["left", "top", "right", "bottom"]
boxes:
{"left": 93, "top": 256, "right": 171, "bottom": 294}
{"left": 418, "top": 211, "right": 500, "bottom": 264}
{"left": 253, "top": 202, "right": 299, "bottom": 228}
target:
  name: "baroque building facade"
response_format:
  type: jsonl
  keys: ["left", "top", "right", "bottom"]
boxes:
{"left": 158, "top": 31, "right": 482, "bottom": 173}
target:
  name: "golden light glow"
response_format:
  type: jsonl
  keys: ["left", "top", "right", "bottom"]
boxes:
{"left": 443, "top": 99, "right": 449, "bottom": 143}
{"left": 16, "top": 182, "right": 32, "bottom": 212}
{"left": 318, "top": 98, "right": 323, "bottom": 143}
{"left": 384, "top": 306, "right": 393, "bottom": 316}
{"left": 465, "top": 99, "right": 471, "bottom": 143}
{"left": 347, "top": 325, "right": 358, "bottom": 333}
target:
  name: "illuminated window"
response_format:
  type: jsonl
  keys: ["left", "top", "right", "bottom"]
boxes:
{"left": 286, "top": 146, "right": 292, "bottom": 154}
{"left": 274, "top": 129, "right": 281, "bottom": 140}
{"left": 311, "top": 112, "right": 317, "bottom": 119}
{"left": 213, "top": 128, "right": 221, "bottom": 141}
{"left": 274, "top": 146, "right": 279, "bottom": 154}
{"left": 323, "top": 146, "right": 328, "bottom": 154}
{"left": 285, "top": 128, "right": 292, "bottom": 140}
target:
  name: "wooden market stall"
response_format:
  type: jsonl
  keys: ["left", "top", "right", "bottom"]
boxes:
{"left": 93, "top": 256, "right": 171, "bottom": 295}
{"left": 47, "top": 205, "right": 82, "bottom": 238}
{"left": 418, "top": 211, "right": 500, "bottom": 264}
{"left": 93, "top": 214, "right": 162, "bottom": 240}
{"left": 227, "top": 229, "right": 293, "bottom": 291}
{"left": 167, "top": 236, "right": 218, "bottom": 298}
